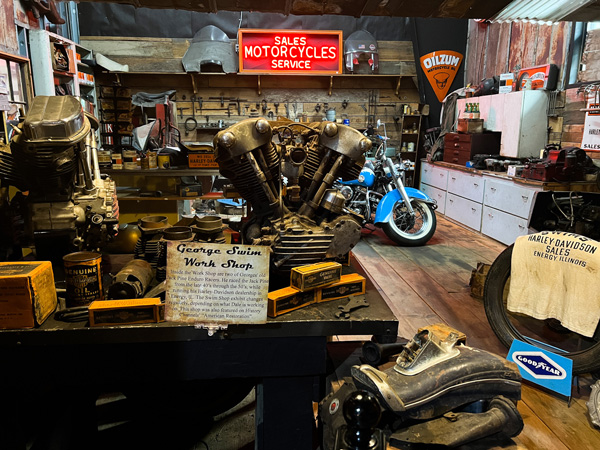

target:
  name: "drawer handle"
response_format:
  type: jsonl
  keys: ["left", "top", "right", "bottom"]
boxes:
{"left": 451, "top": 176, "right": 456, "bottom": 180}
{"left": 453, "top": 151, "right": 459, "bottom": 155}
{"left": 488, "top": 213, "right": 494, "bottom": 218}
{"left": 440, "top": 173, "right": 444, "bottom": 177}
{"left": 454, "top": 143, "right": 459, "bottom": 147}
{"left": 518, "top": 224, "right": 525, "bottom": 229}
{"left": 449, "top": 199, "right": 454, "bottom": 203}
{"left": 471, "top": 207, "right": 476, "bottom": 212}
{"left": 473, "top": 183, "right": 479, "bottom": 187}
{"left": 490, "top": 187, "right": 496, "bottom": 192}
{"left": 522, "top": 195, "right": 529, "bottom": 202}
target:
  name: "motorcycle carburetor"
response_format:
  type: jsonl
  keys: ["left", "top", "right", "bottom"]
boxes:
{"left": 213, "top": 118, "right": 370, "bottom": 270}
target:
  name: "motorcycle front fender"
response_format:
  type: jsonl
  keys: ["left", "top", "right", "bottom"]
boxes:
{"left": 374, "top": 188, "right": 435, "bottom": 225}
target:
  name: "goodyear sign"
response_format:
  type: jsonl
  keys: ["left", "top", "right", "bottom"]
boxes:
{"left": 420, "top": 50, "right": 463, "bottom": 102}
{"left": 508, "top": 339, "right": 573, "bottom": 397}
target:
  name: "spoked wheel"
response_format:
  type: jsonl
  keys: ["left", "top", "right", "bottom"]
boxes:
{"left": 484, "top": 245, "right": 600, "bottom": 374}
{"left": 382, "top": 199, "right": 436, "bottom": 246}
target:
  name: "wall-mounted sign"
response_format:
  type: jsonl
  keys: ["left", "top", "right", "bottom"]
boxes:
{"left": 165, "top": 242, "right": 270, "bottom": 325}
{"left": 419, "top": 50, "right": 463, "bottom": 102}
{"left": 581, "top": 100, "right": 600, "bottom": 151}
{"left": 238, "top": 29, "right": 342, "bottom": 74}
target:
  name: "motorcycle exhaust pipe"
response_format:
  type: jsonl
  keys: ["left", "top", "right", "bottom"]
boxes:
{"left": 389, "top": 396, "right": 523, "bottom": 448}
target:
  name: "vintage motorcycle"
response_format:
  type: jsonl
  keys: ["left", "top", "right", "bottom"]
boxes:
{"left": 335, "top": 124, "right": 437, "bottom": 246}
{"left": 484, "top": 190, "right": 600, "bottom": 374}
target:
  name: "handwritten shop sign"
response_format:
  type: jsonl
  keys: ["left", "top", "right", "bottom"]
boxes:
{"left": 165, "top": 242, "right": 270, "bottom": 324}
{"left": 238, "top": 29, "right": 342, "bottom": 74}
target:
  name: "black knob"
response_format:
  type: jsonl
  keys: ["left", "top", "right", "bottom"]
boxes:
{"left": 343, "top": 390, "right": 381, "bottom": 449}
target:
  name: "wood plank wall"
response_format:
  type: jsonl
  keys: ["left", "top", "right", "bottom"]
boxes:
{"left": 465, "top": 21, "right": 570, "bottom": 87}
{"left": 83, "top": 36, "right": 423, "bottom": 157}
{"left": 465, "top": 20, "right": 600, "bottom": 161}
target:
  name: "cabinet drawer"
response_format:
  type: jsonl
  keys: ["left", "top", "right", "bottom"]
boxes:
{"left": 481, "top": 206, "right": 529, "bottom": 245}
{"left": 445, "top": 133, "right": 472, "bottom": 143}
{"left": 445, "top": 141, "right": 472, "bottom": 152}
{"left": 483, "top": 177, "right": 538, "bottom": 218}
{"left": 420, "top": 183, "right": 446, "bottom": 215}
{"left": 445, "top": 193, "right": 482, "bottom": 231}
{"left": 420, "top": 163, "right": 448, "bottom": 190}
{"left": 447, "top": 171, "right": 484, "bottom": 203}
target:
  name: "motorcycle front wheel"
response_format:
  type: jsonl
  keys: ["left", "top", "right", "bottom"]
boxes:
{"left": 484, "top": 244, "right": 600, "bottom": 374}
{"left": 382, "top": 199, "right": 436, "bottom": 246}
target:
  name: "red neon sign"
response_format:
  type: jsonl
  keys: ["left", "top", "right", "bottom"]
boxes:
{"left": 238, "top": 29, "right": 342, "bottom": 74}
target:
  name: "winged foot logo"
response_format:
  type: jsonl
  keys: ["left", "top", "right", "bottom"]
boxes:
{"left": 512, "top": 351, "right": 566, "bottom": 380}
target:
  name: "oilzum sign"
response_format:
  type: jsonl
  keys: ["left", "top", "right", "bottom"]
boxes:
{"left": 420, "top": 50, "right": 463, "bottom": 102}
{"left": 165, "top": 242, "right": 270, "bottom": 324}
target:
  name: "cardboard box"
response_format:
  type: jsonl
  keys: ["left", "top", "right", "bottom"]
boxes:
{"left": 267, "top": 287, "right": 316, "bottom": 317}
{"left": 88, "top": 298, "right": 164, "bottom": 326}
{"left": 0, "top": 261, "right": 57, "bottom": 329}
{"left": 290, "top": 262, "right": 342, "bottom": 292}
{"left": 317, "top": 274, "right": 366, "bottom": 303}
{"left": 457, "top": 118, "right": 483, "bottom": 134}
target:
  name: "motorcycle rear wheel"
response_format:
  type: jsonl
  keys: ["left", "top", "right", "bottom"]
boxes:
{"left": 382, "top": 199, "right": 436, "bottom": 246}
{"left": 484, "top": 244, "right": 600, "bottom": 374}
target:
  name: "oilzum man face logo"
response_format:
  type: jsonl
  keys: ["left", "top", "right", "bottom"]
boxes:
{"left": 420, "top": 50, "right": 463, "bottom": 102}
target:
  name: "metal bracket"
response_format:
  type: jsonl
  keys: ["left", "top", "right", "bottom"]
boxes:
{"left": 195, "top": 323, "right": 228, "bottom": 336}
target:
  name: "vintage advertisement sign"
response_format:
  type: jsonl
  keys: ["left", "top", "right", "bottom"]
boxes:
{"left": 581, "top": 100, "right": 600, "bottom": 151}
{"left": 508, "top": 339, "right": 573, "bottom": 397}
{"left": 165, "top": 242, "right": 270, "bottom": 324}
{"left": 419, "top": 50, "right": 463, "bottom": 102}
{"left": 238, "top": 29, "right": 342, "bottom": 74}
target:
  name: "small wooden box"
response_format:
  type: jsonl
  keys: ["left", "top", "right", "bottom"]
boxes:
{"left": 88, "top": 298, "right": 164, "bottom": 326}
{"left": 317, "top": 274, "right": 366, "bottom": 303}
{"left": 267, "top": 287, "right": 316, "bottom": 317}
{"left": 0, "top": 261, "right": 57, "bottom": 329}
{"left": 290, "top": 262, "right": 342, "bottom": 292}
{"left": 457, "top": 118, "right": 483, "bottom": 134}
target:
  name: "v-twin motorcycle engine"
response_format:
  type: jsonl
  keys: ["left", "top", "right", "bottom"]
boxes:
{"left": 1, "top": 96, "right": 118, "bottom": 260}
{"left": 213, "top": 119, "right": 371, "bottom": 270}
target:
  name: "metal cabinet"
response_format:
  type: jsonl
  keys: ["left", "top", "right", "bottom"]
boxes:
{"left": 420, "top": 161, "right": 541, "bottom": 244}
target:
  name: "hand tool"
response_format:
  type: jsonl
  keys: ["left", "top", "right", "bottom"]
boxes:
{"left": 335, "top": 294, "right": 369, "bottom": 319}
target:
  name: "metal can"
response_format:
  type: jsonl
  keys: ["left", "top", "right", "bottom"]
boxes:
{"left": 63, "top": 251, "right": 104, "bottom": 307}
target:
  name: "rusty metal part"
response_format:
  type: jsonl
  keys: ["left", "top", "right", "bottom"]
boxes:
{"left": 588, "top": 380, "right": 600, "bottom": 428}
{"left": 394, "top": 328, "right": 461, "bottom": 376}
{"left": 139, "top": 215, "right": 169, "bottom": 231}
{"left": 351, "top": 331, "right": 522, "bottom": 420}
{"left": 107, "top": 259, "right": 154, "bottom": 299}
{"left": 335, "top": 294, "right": 369, "bottom": 319}
{"left": 320, "top": 189, "right": 347, "bottom": 215}
{"left": 389, "top": 396, "right": 524, "bottom": 447}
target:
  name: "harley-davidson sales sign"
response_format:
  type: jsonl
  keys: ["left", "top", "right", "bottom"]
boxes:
{"left": 239, "top": 29, "right": 342, "bottom": 74}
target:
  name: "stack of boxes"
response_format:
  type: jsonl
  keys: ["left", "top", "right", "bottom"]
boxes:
{"left": 267, "top": 262, "right": 366, "bottom": 317}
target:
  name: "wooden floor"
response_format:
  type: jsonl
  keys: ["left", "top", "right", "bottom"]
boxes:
{"left": 349, "top": 215, "right": 600, "bottom": 450}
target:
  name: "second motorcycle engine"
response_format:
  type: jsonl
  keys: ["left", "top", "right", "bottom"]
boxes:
{"left": 213, "top": 119, "right": 371, "bottom": 270}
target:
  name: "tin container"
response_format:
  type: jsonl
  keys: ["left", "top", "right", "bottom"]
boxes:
{"left": 63, "top": 251, "right": 104, "bottom": 307}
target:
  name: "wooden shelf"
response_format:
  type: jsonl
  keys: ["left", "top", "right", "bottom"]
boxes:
{"left": 103, "top": 168, "right": 219, "bottom": 177}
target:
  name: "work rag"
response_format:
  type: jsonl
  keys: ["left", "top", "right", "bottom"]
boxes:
{"left": 507, "top": 232, "right": 600, "bottom": 337}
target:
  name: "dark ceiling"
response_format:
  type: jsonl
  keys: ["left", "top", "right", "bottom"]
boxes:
{"left": 78, "top": 0, "right": 515, "bottom": 20}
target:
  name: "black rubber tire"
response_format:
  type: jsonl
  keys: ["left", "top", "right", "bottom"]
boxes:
{"left": 382, "top": 200, "right": 436, "bottom": 246}
{"left": 483, "top": 244, "right": 600, "bottom": 374}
